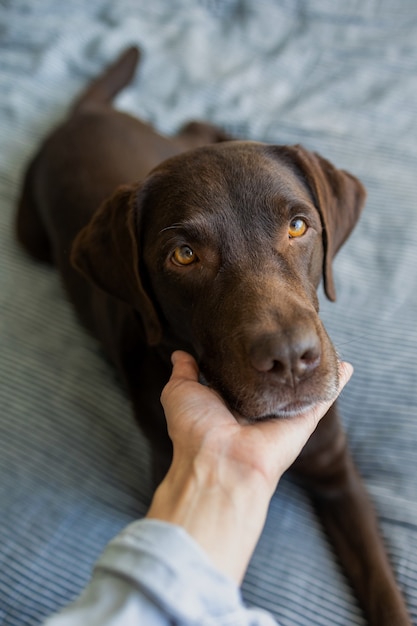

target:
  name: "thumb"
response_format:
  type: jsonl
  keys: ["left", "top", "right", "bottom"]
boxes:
{"left": 170, "top": 350, "right": 200, "bottom": 384}
{"left": 160, "top": 351, "right": 199, "bottom": 406}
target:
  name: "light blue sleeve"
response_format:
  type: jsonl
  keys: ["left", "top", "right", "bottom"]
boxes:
{"left": 43, "top": 518, "right": 279, "bottom": 626}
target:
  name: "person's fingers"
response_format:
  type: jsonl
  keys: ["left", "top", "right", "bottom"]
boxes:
{"left": 337, "top": 360, "right": 354, "bottom": 391}
{"left": 301, "top": 360, "right": 354, "bottom": 429}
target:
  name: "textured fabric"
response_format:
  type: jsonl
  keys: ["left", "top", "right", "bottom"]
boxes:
{"left": 1, "top": 1, "right": 417, "bottom": 625}
{"left": 44, "top": 519, "right": 278, "bottom": 626}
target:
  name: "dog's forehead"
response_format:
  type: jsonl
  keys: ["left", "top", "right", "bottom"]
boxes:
{"left": 144, "top": 142, "right": 315, "bottom": 231}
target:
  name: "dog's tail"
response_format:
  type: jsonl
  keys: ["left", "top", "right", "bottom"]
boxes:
{"left": 72, "top": 46, "right": 140, "bottom": 114}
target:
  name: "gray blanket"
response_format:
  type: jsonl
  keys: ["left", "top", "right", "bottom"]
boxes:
{"left": 1, "top": 1, "right": 417, "bottom": 625}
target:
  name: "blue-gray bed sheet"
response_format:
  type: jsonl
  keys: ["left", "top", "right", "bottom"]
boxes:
{"left": 1, "top": 2, "right": 417, "bottom": 625}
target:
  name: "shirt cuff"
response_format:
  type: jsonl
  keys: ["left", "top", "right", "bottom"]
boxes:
{"left": 96, "top": 518, "right": 277, "bottom": 625}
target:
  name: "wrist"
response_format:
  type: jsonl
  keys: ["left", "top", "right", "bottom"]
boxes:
{"left": 147, "top": 453, "right": 272, "bottom": 583}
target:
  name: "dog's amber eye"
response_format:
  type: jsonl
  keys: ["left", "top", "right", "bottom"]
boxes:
{"left": 288, "top": 218, "right": 307, "bottom": 238}
{"left": 172, "top": 245, "right": 198, "bottom": 266}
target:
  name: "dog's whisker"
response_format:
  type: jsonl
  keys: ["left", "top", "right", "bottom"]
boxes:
{"left": 334, "top": 333, "right": 369, "bottom": 350}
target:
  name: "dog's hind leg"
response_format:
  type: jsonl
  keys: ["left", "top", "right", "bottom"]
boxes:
{"left": 292, "top": 403, "right": 411, "bottom": 625}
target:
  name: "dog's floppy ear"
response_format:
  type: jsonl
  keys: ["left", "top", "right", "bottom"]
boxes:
{"left": 71, "top": 184, "right": 162, "bottom": 345}
{"left": 285, "top": 145, "right": 366, "bottom": 301}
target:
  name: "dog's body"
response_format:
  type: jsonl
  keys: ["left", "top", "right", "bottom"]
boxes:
{"left": 16, "top": 47, "right": 410, "bottom": 625}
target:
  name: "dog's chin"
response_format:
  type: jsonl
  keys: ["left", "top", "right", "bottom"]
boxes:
{"left": 244, "top": 400, "right": 318, "bottom": 423}
{"left": 199, "top": 367, "right": 338, "bottom": 422}
{"left": 239, "top": 390, "right": 337, "bottom": 423}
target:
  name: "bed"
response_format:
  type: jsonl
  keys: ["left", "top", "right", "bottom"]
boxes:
{"left": 1, "top": 1, "right": 417, "bottom": 624}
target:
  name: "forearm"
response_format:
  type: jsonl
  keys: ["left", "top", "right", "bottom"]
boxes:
{"left": 146, "top": 453, "right": 273, "bottom": 583}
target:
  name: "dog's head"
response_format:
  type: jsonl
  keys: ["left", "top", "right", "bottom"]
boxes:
{"left": 72, "top": 142, "right": 365, "bottom": 419}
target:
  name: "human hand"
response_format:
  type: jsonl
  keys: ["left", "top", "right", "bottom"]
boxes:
{"left": 160, "top": 350, "right": 353, "bottom": 495}
{"left": 147, "top": 350, "right": 353, "bottom": 582}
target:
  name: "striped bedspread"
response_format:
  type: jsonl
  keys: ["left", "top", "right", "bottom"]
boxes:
{"left": 1, "top": 1, "right": 416, "bottom": 624}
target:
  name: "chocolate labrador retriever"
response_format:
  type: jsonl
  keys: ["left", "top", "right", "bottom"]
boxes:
{"left": 16, "top": 47, "right": 410, "bottom": 625}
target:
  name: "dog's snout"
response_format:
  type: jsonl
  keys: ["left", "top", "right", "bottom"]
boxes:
{"left": 249, "top": 327, "right": 321, "bottom": 387}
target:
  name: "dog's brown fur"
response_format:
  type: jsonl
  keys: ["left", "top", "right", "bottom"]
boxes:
{"left": 16, "top": 47, "right": 410, "bottom": 625}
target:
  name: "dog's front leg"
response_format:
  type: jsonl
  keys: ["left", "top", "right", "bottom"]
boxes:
{"left": 292, "top": 404, "right": 411, "bottom": 625}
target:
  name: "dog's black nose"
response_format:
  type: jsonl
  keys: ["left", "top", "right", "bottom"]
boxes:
{"left": 249, "top": 327, "right": 321, "bottom": 387}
